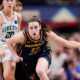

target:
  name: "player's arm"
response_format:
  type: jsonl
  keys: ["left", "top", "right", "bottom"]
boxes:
{"left": 46, "top": 31, "right": 80, "bottom": 48}
{"left": 7, "top": 31, "right": 25, "bottom": 56}
{"left": 0, "top": 15, "right": 3, "bottom": 26}
{"left": 0, "top": 15, "right": 5, "bottom": 57}
{"left": 17, "top": 13, "right": 22, "bottom": 31}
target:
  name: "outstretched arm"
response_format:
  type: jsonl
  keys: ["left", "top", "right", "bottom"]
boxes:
{"left": 47, "top": 31, "right": 80, "bottom": 48}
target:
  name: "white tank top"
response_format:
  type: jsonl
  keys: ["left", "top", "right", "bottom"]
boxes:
{"left": 0, "top": 11, "right": 18, "bottom": 42}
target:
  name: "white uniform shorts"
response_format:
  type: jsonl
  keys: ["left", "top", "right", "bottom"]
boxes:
{"left": 0, "top": 42, "right": 13, "bottom": 63}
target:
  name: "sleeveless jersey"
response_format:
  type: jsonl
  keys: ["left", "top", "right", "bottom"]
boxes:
{"left": 16, "top": 30, "right": 51, "bottom": 80}
{"left": 21, "top": 30, "right": 50, "bottom": 57}
{"left": 0, "top": 11, "right": 18, "bottom": 42}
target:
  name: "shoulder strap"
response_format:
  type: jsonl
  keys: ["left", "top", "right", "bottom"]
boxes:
{"left": 0, "top": 11, "right": 7, "bottom": 23}
{"left": 13, "top": 11, "right": 18, "bottom": 20}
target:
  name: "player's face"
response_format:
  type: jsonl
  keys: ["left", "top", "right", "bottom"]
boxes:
{"left": 3, "top": 0, "right": 16, "bottom": 11}
{"left": 28, "top": 21, "right": 41, "bottom": 39}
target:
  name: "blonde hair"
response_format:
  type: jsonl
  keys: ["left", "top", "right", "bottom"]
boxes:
{"left": 0, "top": 0, "right": 22, "bottom": 12}
{"left": 14, "top": 0, "right": 23, "bottom": 12}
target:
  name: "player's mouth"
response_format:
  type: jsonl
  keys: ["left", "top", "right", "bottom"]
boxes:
{"left": 8, "top": 5, "right": 12, "bottom": 8}
{"left": 33, "top": 33, "right": 36, "bottom": 36}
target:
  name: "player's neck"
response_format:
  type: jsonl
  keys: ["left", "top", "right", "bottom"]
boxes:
{"left": 3, "top": 9, "right": 13, "bottom": 17}
{"left": 30, "top": 34, "right": 40, "bottom": 40}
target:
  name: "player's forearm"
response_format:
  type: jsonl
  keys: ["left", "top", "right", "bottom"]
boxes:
{"left": 47, "top": 31, "right": 80, "bottom": 49}
{"left": 7, "top": 41, "right": 18, "bottom": 56}
{"left": 68, "top": 41, "right": 80, "bottom": 48}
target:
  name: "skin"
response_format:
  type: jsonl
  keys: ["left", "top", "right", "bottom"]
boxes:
{"left": 28, "top": 21, "right": 41, "bottom": 40}
{"left": 0, "top": 0, "right": 22, "bottom": 80}
{"left": 3, "top": 0, "right": 16, "bottom": 12}
{"left": 7, "top": 21, "right": 80, "bottom": 80}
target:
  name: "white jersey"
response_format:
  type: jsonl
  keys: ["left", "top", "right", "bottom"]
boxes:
{"left": 0, "top": 11, "right": 18, "bottom": 43}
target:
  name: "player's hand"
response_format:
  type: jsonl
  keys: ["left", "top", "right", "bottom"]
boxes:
{"left": 13, "top": 55, "right": 23, "bottom": 63}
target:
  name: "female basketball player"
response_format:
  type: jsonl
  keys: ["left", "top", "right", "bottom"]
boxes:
{"left": 7, "top": 16, "right": 80, "bottom": 80}
{"left": 0, "top": 0, "right": 22, "bottom": 80}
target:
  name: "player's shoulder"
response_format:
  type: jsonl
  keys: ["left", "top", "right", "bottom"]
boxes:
{"left": 0, "top": 11, "right": 3, "bottom": 25}
{"left": 0, "top": 11, "right": 3, "bottom": 17}
{"left": 14, "top": 11, "right": 22, "bottom": 18}
{"left": 17, "top": 12, "right": 22, "bottom": 20}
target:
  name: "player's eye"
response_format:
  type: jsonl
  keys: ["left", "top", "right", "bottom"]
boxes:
{"left": 30, "top": 27, "right": 33, "bottom": 30}
{"left": 34, "top": 26, "right": 37, "bottom": 29}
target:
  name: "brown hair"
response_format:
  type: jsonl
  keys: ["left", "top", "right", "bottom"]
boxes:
{"left": 28, "top": 16, "right": 52, "bottom": 36}
{"left": 0, "top": 0, "right": 22, "bottom": 12}
{"left": 0, "top": 4, "right": 3, "bottom": 11}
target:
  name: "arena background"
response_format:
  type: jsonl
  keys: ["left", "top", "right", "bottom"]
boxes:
{"left": 0, "top": 0, "right": 80, "bottom": 33}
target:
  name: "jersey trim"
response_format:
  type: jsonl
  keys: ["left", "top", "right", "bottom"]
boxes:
{"left": 27, "top": 31, "right": 42, "bottom": 43}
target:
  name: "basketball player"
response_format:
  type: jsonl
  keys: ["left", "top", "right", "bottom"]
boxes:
{"left": 7, "top": 16, "right": 80, "bottom": 80}
{"left": 0, "top": 0, "right": 22, "bottom": 80}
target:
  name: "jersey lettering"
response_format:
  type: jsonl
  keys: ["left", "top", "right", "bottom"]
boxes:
{"left": 5, "top": 31, "right": 14, "bottom": 38}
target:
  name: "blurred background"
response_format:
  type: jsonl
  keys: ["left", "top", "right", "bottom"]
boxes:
{"left": 0, "top": 0, "right": 80, "bottom": 33}
{"left": 21, "top": 0, "right": 79, "bottom": 34}
{"left": 0, "top": 0, "right": 80, "bottom": 80}
{"left": 10, "top": 0, "right": 80, "bottom": 33}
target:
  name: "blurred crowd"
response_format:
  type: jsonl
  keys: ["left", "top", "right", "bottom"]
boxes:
{"left": 5, "top": 0, "right": 79, "bottom": 6}
{"left": 48, "top": 32, "right": 80, "bottom": 80}
{"left": 46, "top": 0, "right": 80, "bottom": 6}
